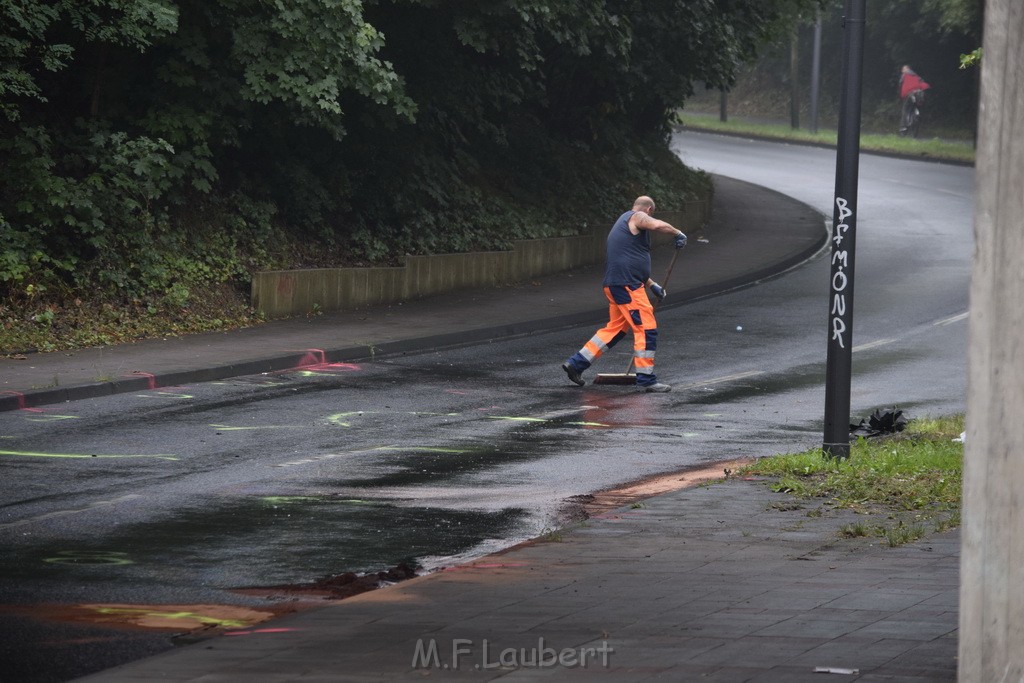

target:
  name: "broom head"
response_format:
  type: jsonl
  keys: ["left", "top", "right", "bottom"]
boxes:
{"left": 592, "top": 373, "right": 638, "bottom": 386}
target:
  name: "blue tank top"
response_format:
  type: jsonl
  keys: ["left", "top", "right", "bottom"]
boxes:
{"left": 602, "top": 210, "right": 651, "bottom": 286}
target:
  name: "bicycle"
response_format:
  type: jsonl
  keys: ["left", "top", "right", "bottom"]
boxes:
{"left": 898, "top": 89, "right": 925, "bottom": 138}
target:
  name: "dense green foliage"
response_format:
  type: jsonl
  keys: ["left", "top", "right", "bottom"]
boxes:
{"left": 1, "top": 0, "right": 822, "bottom": 350}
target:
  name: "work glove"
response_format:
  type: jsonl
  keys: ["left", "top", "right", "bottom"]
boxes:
{"left": 674, "top": 232, "right": 688, "bottom": 249}
{"left": 650, "top": 282, "right": 667, "bottom": 302}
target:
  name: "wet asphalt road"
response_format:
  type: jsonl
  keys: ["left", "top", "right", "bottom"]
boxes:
{"left": 0, "top": 132, "right": 973, "bottom": 681}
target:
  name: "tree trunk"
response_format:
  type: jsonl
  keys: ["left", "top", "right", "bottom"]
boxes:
{"left": 90, "top": 44, "right": 108, "bottom": 118}
{"left": 809, "top": 13, "right": 822, "bottom": 134}
{"left": 789, "top": 27, "right": 800, "bottom": 130}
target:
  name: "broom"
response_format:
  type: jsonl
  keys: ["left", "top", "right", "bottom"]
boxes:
{"left": 592, "top": 249, "right": 680, "bottom": 385}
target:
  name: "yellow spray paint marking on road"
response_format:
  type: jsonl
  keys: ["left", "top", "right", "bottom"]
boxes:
{"left": 136, "top": 391, "right": 194, "bottom": 399}
{"left": 483, "top": 413, "right": 602, "bottom": 423}
{"left": 261, "top": 496, "right": 378, "bottom": 505}
{"left": 94, "top": 607, "right": 250, "bottom": 629}
{"left": 274, "top": 444, "right": 476, "bottom": 467}
{"left": 86, "top": 605, "right": 268, "bottom": 630}
{"left": 374, "top": 446, "right": 473, "bottom": 450}
{"left": 209, "top": 424, "right": 296, "bottom": 431}
{"left": 261, "top": 496, "right": 321, "bottom": 504}
{"left": 25, "top": 604, "right": 277, "bottom": 633}
{"left": 44, "top": 551, "right": 133, "bottom": 566}
{"left": 24, "top": 414, "right": 79, "bottom": 422}
{"left": 485, "top": 414, "right": 606, "bottom": 425}
{"left": 0, "top": 450, "right": 178, "bottom": 461}
{"left": 327, "top": 411, "right": 379, "bottom": 427}
{"left": 328, "top": 411, "right": 459, "bottom": 427}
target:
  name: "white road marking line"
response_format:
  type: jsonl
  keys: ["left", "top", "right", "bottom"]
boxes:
{"left": 675, "top": 370, "right": 764, "bottom": 392}
{"left": 853, "top": 338, "right": 897, "bottom": 353}
{"left": 934, "top": 312, "right": 968, "bottom": 326}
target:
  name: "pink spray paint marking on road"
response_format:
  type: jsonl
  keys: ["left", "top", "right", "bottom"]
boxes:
{"left": 0, "top": 399, "right": 77, "bottom": 421}
{"left": 129, "top": 371, "right": 158, "bottom": 390}
{"left": 316, "top": 363, "right": 360, "bottom": 372}
{"left": 444, "top": 562, "right": 529, "bottom": 571}
{"left": 296, "top": 349, "right": 326, "bottom": 368}
{"left": 291, "top": 349, "right": 360, "bottom": 374}
{"left": 1, "top": 391, "right": 26, "bottom": 410}
{"left": 592, "top": 511, "right": 645, "bottom": 521}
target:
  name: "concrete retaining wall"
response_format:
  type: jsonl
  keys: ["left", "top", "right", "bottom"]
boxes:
{"left": 252, "top": 202, "right": 708, "bottom": 319}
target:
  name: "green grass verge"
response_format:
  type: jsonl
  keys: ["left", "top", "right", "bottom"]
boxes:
{"left": 741, "top": 415, "right": 964, "bottom": 546}
{"left": 676, "top": 113, "right": 975, "bottom": 165}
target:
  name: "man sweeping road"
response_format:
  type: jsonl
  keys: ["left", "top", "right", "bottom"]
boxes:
{"left": 562, "top": 195, "right": 687, "bottom": 392}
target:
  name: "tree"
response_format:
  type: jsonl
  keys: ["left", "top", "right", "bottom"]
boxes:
{"left": 1, "top": 0, "right": 824, "bottom": 308}
{"left": 0, "top": 0, "right": 416, "bottom": 298}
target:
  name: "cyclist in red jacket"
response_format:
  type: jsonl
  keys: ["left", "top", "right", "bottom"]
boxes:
{"left": 898, "top": 65, "right": 930, "bottom": 136}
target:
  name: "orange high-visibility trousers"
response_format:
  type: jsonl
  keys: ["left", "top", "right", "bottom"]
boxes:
{"left": 567, "top": 284, "right": 659, "bottom": 385}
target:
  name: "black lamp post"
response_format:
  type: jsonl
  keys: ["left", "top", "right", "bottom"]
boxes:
{"left": 823, "top": 0, "right": 866, "bottom": 458}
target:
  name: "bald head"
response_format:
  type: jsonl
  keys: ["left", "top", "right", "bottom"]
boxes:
{"left": 633, "top": 196, "right": 656, "bottom": 213}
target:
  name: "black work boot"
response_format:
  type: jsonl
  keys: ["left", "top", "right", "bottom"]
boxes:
{"left": 562, "top": 363, "right": 585, "bottom": 386}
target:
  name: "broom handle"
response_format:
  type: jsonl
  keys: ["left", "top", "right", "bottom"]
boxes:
{"left": 660, "top": 248, "right": 680, "bottom": 294}
{"left": 621, "top": 248, "right": 681, "bottom": 375}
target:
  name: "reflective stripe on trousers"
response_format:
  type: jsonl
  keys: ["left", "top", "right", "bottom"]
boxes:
{"left": 573, "top": 284, "right": 659, "bottom": 384}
